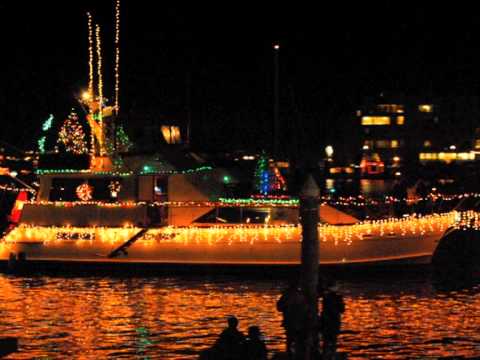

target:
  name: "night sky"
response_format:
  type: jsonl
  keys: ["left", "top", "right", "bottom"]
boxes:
{"left": 3, "top": 2, "right": 480, "bottom": 155}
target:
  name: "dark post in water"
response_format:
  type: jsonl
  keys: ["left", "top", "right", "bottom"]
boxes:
{"left": 299, "top": 174, "right": 320, "bottom": 359}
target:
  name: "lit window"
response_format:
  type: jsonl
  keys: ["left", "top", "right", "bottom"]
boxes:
{"left": 419, "top": 153, "right": 438, "bottom": 161}
{"left": 475, "top": 139, "right": 480, "bottom": 149}
{"left": 356, "top": 110, "right": 362, "bottom": 116}
{"left": 438, "top": 152, "right": 456, "bottom": 163}
{"left": 420, "top": 152, "right": 474, "bottom": 163}
{"left": 375, "top": 140, "right": 389, "bottom": 148}
{"left": 396, "top": 116, "right": 405, "bottom": 125}
{"left": 419, "top": 104, "right": 433, "bottom": 113}
{"left": 361, "top": 116, "right": 391, "bottom": 125}
{"left": 161, "top": 126, "right": 182, "bottom": 144}
{"left": 377, "top": 104, "right": 404, "bottom": 113}
{"left": 391, "top": 140, "right": 399, "bottom": 148}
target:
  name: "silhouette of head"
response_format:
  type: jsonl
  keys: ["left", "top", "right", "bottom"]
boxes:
{"left": 227, "top": 316, "right": 238, "bottom": 328}
{"left": 248, "top": 326, "right": 261, "bottom": 339}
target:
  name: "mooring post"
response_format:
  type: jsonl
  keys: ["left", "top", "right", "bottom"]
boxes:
{"left": 299, "top": 174, "right": 320, "bottom": 360}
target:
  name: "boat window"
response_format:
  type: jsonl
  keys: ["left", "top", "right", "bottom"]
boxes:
{"left": 49, "top": 178, "right": 122, "bottom": 202}
{"left": 241, "top": 209, "right": 270, "bottom": 224}
{"left": 155, "top": 176, "right": 168, "bottom": 202}
{"left": 194, "top": 207, "right": 241, "bottom": 223}
{"left": 194, "top": 207, "right": 269, "bottom": 224}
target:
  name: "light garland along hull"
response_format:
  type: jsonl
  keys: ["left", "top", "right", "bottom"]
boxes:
{"left": 0, "top": 211, "right": 461, "bottom": 266}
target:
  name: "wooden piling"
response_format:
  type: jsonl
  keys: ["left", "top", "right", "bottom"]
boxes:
{"left": 299, "top": 174, "right": 320, "bottom": 360}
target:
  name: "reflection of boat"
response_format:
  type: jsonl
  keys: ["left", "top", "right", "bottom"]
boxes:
{"left": 0, "top": 165, "right": 468, "bottom": 268}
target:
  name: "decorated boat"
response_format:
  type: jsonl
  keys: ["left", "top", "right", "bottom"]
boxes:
{"left": 0, "top": 162, "right": 476, "bottom": 268}
{"left": 0, "top": 0, "right": 476, "bottom": 270}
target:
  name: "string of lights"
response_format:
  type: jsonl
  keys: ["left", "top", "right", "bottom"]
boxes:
{"left": 0, "top": 185, "right": 36, "bottom": 194}
{"left": 87, "top": 12, "right": 94, "bottom": 98}
{"left": 95, "top": 24, "right": 104, "bottom": 155}
{"left": 3, "top": 211, "right": 472, "bottom": 247}
{"left": 35, "top": 169, "right": 133, "bottom": 176}
{"left": 114, "top": 0, "right": 121, "bottom": 115}
{"left": 139, "top": 165, "right": 213, "bottom": 175}
{"left": 86, "top": 13, "right": 97, "bottom": 162}
{"left": 24, "top": 194, "right": 479, "bottom": 211}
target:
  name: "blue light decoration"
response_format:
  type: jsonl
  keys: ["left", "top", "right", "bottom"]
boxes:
{"left": 254, "top": 151, "right": 287, "bottom": 195}
{"left": 262, "top": 170, "right": 269, "bottom": 195}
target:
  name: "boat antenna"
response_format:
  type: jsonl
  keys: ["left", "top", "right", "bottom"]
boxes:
{"left": 273, "top": 41, "right": 280, "bottom": 159}
{"left": 85, "top": 12, "right": 97, "bottom": 159}
{"left": 114, "top": 0, "right": 121, "bottom": 116}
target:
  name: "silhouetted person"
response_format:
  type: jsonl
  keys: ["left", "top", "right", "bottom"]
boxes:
{"left": 320, "top": 280, "right": 345, "bottom": 359}
{"left": 213, "top": 316, "right": 246, "bottom": 360}
{"left": 277, "top": 283, "right": 307, "bottom": 359}
{"left": 245, "top": 326, "right": 267, "bottom": 360}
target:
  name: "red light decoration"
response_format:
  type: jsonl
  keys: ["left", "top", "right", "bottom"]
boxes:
{"left": 76, "top": 183, "right": 94, "bottom": 201}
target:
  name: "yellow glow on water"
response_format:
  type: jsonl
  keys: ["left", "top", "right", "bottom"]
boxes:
{"left": 0, "top": 276, "right": 480, "bottom": 359}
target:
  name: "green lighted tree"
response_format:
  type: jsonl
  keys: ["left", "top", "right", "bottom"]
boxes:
{"left": 254, "top": 151, "right": 271, "bottom": 195}
{"left": 115, "top": 124, "right": 133, "bottom": 153}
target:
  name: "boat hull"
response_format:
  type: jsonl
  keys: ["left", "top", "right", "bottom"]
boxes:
{"left": 0, "top": 226, "right": 444, "bottom": 267}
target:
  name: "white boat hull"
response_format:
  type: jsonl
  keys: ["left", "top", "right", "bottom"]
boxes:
{"left": 0, "top": 215, "right": 452, "bottom": 266}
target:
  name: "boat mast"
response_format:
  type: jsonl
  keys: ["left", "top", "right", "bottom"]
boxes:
{"left": 113, "top": 0, "right": 121, "bottom": 153}
{"left": 114, "top": 0, "right": 121, "bottom": 117}
{"left": 273, "top": 42, "right": 280, "bottom": 159}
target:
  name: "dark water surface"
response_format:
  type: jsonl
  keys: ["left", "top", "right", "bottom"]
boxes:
{"left": 1, "top": 272, "right": 480, "bottom": 359}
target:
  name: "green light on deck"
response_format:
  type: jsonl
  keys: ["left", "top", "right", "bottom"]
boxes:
{"left": 223, "top": 175, "right": 231, "bottom": 184}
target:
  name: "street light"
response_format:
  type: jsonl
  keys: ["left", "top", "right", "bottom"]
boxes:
{"left": 325, "top": 145, "right": 334, "bottom": 158}
{"left": 82, "top": 90, "right": 92, "bottom": 102}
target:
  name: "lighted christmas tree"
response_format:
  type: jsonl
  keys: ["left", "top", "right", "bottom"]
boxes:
{"left": 254, "top": 151, "right": 287, "bottom": 195}
{"left": 57, "top": 110, "right": 88, "bottom": 154}
{"left": 105, "top": 124, "right": 133, "bottom": 155}
{"left": 114, "top": 124, "right": 132, "bottom": 153}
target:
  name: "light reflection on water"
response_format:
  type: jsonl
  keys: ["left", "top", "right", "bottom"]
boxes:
{"left": 1, "top": 274, "right": 480, "bottom": 359}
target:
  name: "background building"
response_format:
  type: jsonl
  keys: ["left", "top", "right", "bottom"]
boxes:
{"left": 354, "top": 93, "right": 480, "bottom": 177}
